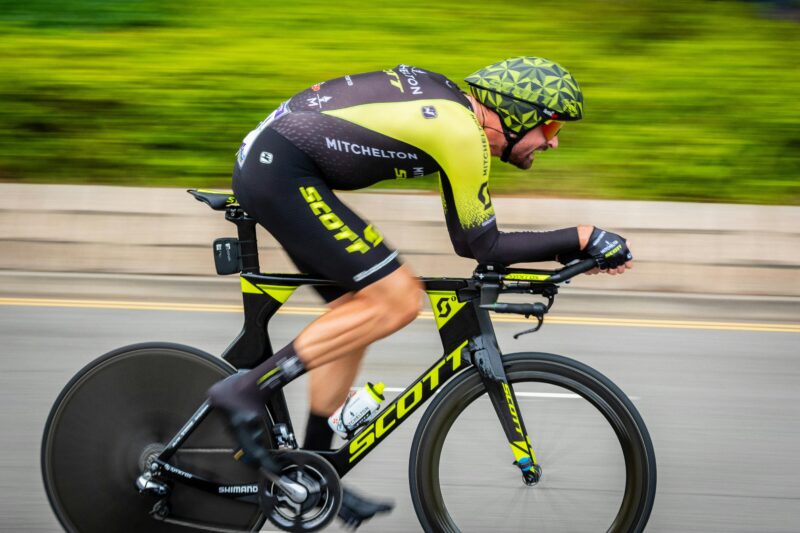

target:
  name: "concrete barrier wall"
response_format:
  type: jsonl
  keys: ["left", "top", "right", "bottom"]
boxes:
{"left": 1, "top": 184, "right": 798, "bottom": 296}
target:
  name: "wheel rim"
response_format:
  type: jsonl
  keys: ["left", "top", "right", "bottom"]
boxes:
{"left": 42, "top": 346, "right": 265, "bottom": 533}
{"left": 414, "top": 357, "right": 653, "bottom": 533}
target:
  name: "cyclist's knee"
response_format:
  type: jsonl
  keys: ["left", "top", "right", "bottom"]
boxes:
{"left": 392, "top": 278, "right": 423, "bottom": 328}
{"left": 361, "top": 266, "right": 422, "bottom": 329}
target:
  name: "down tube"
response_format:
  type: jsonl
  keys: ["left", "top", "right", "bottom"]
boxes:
{"left": 320, "top": 340, "right": 469, "bottom": 477}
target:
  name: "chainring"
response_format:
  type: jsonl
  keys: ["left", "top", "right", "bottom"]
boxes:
{"left": 259, "top": 450, "right": 342, "bottom": 532}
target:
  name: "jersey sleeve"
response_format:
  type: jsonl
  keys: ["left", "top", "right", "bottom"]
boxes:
{"left": 440, "top": 131, "right": 495, "bottom": 232}
{"left": 430, "top": 105, "right": 495, "bottom": 236}
{"left": 463, "top": 225, "right": 581, "bottom": 264}
{"left": 441, "top": 176, "right": 581, "bottom": 265}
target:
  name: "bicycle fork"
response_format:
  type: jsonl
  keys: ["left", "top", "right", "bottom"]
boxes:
{"left": 469, "top": 315, "right": 542, "bottom": 485}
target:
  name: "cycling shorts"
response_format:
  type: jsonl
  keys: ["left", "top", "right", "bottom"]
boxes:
{"left": 232, "top": 127, "right": 402, "bottom": 302}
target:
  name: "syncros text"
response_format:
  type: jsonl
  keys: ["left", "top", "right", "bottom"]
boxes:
{"left": 348, "top": 343, "right": 465, "bottom": 462}
{"left": 299, "top": 186, "right": 382, "bottom": 254}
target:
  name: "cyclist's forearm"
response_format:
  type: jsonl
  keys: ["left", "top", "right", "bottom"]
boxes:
{"left": 466, "top": 226, "right": 580, "bottom": 264}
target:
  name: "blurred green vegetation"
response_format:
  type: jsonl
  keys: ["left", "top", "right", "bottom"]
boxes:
{"left": 0, "top": 0, "right": 798, "bottom": 203}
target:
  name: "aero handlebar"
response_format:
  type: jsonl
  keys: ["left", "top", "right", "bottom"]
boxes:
{"left": 544, "top": 258, "right": 597, "bottom": 284}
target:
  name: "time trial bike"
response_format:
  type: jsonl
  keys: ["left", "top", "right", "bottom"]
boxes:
{"left": 41, "top": 189, "right": 657, "bottom": 532}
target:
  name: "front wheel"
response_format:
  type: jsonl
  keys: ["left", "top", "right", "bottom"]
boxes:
{"left": 409, "top": 352, "right": 656, "bottom": 533}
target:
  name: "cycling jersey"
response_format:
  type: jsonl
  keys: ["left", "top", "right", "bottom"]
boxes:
{"left": 234, "top": 65, "right": 579, "bottom": 296}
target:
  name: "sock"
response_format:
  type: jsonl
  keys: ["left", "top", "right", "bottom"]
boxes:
{"left": 208, "top": 341, "right": 306, "bottom": 414}
{"left": 304, "top": 412, "right": 334, "bottom": 451}
{"left": 253, "top": 342, "right": 306, "bottom": 396}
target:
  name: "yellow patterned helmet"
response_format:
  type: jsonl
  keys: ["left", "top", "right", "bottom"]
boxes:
{"left": 465, "top": 56, "right": 584, "bottom": 135}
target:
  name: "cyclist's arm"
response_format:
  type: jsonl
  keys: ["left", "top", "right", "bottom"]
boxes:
{"left": 461, "top": 223, "right": 581, "bottom": 264}
{"left": 438, "top": 131, "right": 583, "bottom": 264}
{"left": 440, "top": 192, "right": 582, "bottom": 263}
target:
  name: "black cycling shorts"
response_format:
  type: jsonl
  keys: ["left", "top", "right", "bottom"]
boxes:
{"left": 232, "top": 127, "right": 402, "bottom": 302}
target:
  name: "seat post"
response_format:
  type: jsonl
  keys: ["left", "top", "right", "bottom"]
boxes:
{"left": 226, "top": 207, "right": 260, "bottom": 273}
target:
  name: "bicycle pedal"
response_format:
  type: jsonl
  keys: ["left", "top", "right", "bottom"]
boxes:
{"left": 233, "top": 447, "right": 264, "bottom": 468}
{"left": 224, "top": 412, "right": 283, "bottom": 474}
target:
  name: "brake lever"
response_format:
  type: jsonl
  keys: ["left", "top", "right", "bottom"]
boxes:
{"left": 541, "top": 285, "right": 558, "bottom": 311}
{"left": 544, "top": 293, "right": 555, "bottom": 311}
{"left": 513, "top": 314, "right": 544, "bottom": 339}
{"left": 515, "top": 289, "right": 555, "bottom": 338}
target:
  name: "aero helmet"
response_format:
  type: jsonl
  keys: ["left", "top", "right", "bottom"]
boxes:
{"left": 465, "top": 56, "right": 583, "bottom": 161}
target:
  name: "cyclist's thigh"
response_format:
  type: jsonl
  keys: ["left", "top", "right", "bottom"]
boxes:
{"left": 233, "top": 128, "right": 402, "bottom": 293}
{"left": 285, "top": 252, "right": 350, "bottom": 304}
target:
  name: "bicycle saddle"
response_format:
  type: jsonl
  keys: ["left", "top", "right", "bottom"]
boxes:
{"left": 188, "top": 189, "right": 238, "bottom": 211}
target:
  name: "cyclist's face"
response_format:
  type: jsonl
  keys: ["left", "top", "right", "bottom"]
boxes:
{"left": 508, "top": 125, "right": 559, "bottom": 170}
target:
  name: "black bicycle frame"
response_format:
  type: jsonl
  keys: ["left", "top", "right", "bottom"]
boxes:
{"left": 149, "top": 201, "right": 579, "bottom": 498}
{"left": 153, "top": 270, "right": 541, "bottom": 491}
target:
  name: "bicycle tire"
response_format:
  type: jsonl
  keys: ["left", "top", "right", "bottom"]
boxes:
{"left": 41, "top": 342, "right": 266, "bottom": 533}
{"left": 409, "top": 352, "right": 656, "bottom": 533}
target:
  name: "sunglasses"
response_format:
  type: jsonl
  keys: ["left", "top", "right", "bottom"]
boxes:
{"left": 541, "top": 120, "right": 563, "bottom": 141}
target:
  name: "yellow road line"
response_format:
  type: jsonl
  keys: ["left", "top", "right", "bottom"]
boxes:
{"left": 0, "top": 297, "right": 242, "bottom": 313}
{"left": 0, "top": 297, "right": 797, "bottom": 333}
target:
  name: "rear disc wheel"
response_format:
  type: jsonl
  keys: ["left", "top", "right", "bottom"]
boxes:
{"left": 41, "top": 342, "right": 265, "bottom": 532}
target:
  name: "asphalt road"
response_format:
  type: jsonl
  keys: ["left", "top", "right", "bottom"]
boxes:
{"left": 1, "top": 299, "right": 799, "bottom": 532}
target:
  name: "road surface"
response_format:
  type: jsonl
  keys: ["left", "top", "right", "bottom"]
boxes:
{"left": 1, "top": 295, "right": 799, "bottom": 531}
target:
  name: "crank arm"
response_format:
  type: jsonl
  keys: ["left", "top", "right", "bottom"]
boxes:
{"left": 259, "top": 467, "right": 309, "bottom": 504}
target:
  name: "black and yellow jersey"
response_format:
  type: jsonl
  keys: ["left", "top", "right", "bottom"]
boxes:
{"left": 236, "top": 64, "right": 578, "bottom": 269}
{"left": 265, "top": 65, "right": 494, "bottom": 245}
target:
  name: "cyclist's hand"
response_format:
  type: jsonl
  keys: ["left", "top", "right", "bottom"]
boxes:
{"left": 583, "top": 227, "right": 633, "bottom": 275}
{"left": 558, "top": 226, "right": 633, "bottom": 275}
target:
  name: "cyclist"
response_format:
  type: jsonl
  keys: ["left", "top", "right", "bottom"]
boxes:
{"left": 208, "top": 56, "right": 633, "bottom": 528}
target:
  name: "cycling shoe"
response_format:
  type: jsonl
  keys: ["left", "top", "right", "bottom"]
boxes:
{"left": 337, "top": 487, "right": 393, "bottom": 529}
{"left": 208, "top": 376, "right": 276, "bottom": 471}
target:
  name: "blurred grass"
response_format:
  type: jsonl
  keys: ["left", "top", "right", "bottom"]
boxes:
{"left": 0, "top": 0, "right": 798, "bottom": 203}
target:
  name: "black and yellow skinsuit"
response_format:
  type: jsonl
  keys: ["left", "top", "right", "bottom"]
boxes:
{"left": 233, "top": 65, "right": 578, "bottom": 299}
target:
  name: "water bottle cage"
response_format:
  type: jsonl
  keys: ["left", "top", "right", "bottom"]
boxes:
{"left": 339, "top": 393, "right": 367, "bottom": 439}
